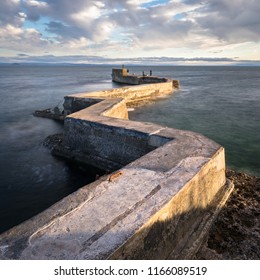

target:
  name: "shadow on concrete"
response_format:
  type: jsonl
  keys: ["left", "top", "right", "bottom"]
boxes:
{"left": 0, "top": 180, "right": 233, "bottom": 260}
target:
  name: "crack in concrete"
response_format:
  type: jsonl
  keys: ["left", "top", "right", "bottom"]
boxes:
{"left": 79, "top": 184, "right": 162, "bottom": 253}
{"left": 28, "top": 182, "right": 109, "bottom": 244}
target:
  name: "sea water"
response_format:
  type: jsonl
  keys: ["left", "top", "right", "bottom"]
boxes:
{"left": 0, "top": 64, "right": 259, "bottom": 233}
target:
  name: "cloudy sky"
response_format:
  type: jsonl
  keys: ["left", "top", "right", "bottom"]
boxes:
{"left": 0, "top": 0, "right": 259, "bottom": 65}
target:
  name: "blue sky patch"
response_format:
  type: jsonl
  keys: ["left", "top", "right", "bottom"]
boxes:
{"left": 141, "top": 0, "right": 170, "bottom": 8}
{"left": 23, "top": 16, "right": 52, "bottom": 37}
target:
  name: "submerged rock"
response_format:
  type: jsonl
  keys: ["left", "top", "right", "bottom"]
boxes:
{"left": 43, "top": 133, "right": 63, "bottom": 151}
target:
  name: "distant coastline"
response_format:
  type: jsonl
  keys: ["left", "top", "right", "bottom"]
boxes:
{"left": 1, "top": 62, "right": 260, "bottom": 67}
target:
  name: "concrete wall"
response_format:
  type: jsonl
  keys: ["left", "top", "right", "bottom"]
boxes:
{"left": 111, "top": 68, "right": 179, "bottom": 86}
{"left": 61, "top": 82, "right": 177, "bottom": 171}
{"left": 64, "top": 81, "right": 175, "bottom": 114}
{"left": 112, "top": 68, "right": 128, "bottom": 77}
{"left": 0, "top": 80, "right": 233, "bottom": 260}
{"left": 63, "top": 99, "right": 172, "bottom": 172}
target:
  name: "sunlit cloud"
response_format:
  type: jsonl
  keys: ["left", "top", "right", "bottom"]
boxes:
{"left": 0, "top": 0, "right": 259, "bottom": 64}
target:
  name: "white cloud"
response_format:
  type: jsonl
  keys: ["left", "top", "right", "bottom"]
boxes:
{"left": 190, "top": 0, "right": 260, "bottom": 43}
{"left": 70, "top": 6, "right": 103, "bottom": 25}
{"left": 126, "top": 0, "right": 152, "bottom": 6}
{"left": 0, "top": 24, "right": 23, "bottom": 37}
{"left": 0, "top": 24, "right": 52, "bottom": 52}
{"left": 0, "top": 0, "right": 22, "bottom": 26}
{"left": 67, "top": 37, "right": 90, "bottom": 49}
{"left": 25, "top": 0, "right": 48, "bottom": 8}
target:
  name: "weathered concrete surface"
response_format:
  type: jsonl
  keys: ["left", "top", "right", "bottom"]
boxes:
{"left": 63, "top": 81, "right": 176, "bottom": 115}
{"left": 62, "top": 98, "right": 173, "bottom": 172}
{"left": 0, "top": 80, "right": 231, "bottom": 260}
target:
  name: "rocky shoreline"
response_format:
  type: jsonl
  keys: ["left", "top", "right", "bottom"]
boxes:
{"left": 197, "top": 170, "right": 260, "bottom": 259}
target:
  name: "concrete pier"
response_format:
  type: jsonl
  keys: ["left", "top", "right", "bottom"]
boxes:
{"left": 112, "top": 68, "right": 180, "bottom": 87}
{"left": 0, "top": 76, "right": 233, "bottom": 260}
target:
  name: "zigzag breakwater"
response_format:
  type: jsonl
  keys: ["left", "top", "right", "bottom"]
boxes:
{"left": 0, "top": 70, "right": 233, "bottom": 260}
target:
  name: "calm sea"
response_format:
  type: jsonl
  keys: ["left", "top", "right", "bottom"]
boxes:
{"left": 0, "top": 65, "right": 259, "bottom": 233}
